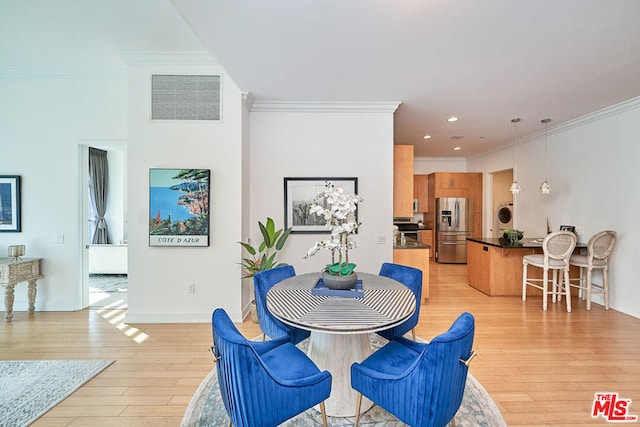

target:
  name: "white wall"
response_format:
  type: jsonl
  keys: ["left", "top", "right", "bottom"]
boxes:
{"left": 467, "top": 97, "right": 640, "bottom": 318}
{"left": 248, "top": 103, "right": 398, "bottom": 309}
{"left": 125, "top": 56, "right": 246, "bottom": 323}
{"left": 0, "top": 72, "right": 127, "bottom": 311}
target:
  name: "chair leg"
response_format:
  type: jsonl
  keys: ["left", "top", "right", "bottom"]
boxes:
{"left": 262, "top": 332, "right": 266, "bottom": 341}
{"left": 411, "top": 328, "right": 416, "bottom": 341}
{"left": 563, "top": 268, "right": 572, "bottom": 312}
{"left": 319, "top": 401, "right": 328, "bottom": 427}
{"left": 228, "top": 421, "right": 232, "bottom": 427}
{"left": 542, "top": 268, "right": 549, "bottom": 311}
{"left": 586, "top": 268, "right": 593, "bottom": 310}
{"left": 552, "top": 269, "right": 558, "bottom": 303}
{"left": 354, "top": 393, "right": 363, "bottom": 427}
{"left": 522, "top": 262, "right": 528, "bottom": 302}
{"left": 603, "top": 267, "right": 609, "bottom": 310}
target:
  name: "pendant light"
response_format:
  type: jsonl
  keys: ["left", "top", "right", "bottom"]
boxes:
{"left": 539, "top": 118, "right": 552, "bottom": 194}
{"left": 510, "top": 118, "right": 521, "bottom": 195}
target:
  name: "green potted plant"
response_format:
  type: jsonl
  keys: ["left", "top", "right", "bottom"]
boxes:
{"left": 304, "top": 182, "right": 364, "bottom": 289}
{"left": 239, "top": 217, "right": 292, "bottom": 321}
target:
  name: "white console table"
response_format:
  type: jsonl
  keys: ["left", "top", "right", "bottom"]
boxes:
{"left": 0, "top": 258, "right": 43, "bottom": 322}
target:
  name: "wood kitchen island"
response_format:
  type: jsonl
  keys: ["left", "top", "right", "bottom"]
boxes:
{"left": 467, "top": 237, "right": 585, "bottom": 296}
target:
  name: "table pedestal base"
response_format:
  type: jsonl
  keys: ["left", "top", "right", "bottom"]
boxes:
{"left": 308, "top": 331, "right": 373, "bottom": 417}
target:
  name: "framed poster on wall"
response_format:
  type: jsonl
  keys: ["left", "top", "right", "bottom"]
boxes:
{"left": 0, "top": 175, "right": 21, "bottom": 232}
{"left": 284, "top": 177, "right": 358, "bottom": 234}
{"left": 149, "top": 169, "right": 210, "bottom": 247}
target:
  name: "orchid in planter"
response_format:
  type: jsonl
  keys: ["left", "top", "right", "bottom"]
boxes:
{"left": 304, "top": 182, "right": 363, "bottom": 283}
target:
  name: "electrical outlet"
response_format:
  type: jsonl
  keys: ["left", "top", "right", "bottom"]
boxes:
{"left": 50, "top": 234, "right": 64, "bottom": 244}
{"left": 375, "top": 235, "right": 386, "bottom": 244}
{"left": 186, "top": 283, "right": 195, "bottom": 293}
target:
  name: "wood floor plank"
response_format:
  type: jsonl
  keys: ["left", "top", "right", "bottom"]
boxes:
{"left": 2, "top": 262, "right": 639, "bottom": 426}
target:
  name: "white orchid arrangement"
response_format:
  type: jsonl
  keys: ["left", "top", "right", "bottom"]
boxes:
{"left": 304, "top": 182, "right": 363, "bottom": 276}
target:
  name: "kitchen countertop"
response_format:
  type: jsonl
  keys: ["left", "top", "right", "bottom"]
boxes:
{"left": 393, "top": 238, "right": 431, "bottom": 249}
{"left": 467, "top": 236, "right": 586, "bottom": 249}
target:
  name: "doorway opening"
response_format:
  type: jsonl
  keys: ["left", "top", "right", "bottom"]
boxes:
{"left": 490, "top": 169, "right": 514, "bottom": 237}
{"left": 82, "top": 143, "right": 128, "bottom": 309}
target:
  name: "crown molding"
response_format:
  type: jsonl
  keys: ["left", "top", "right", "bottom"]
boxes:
{"left": 467, "top": 96, "right": 640, "bottom": 160}
{"left": 549, "top": 95, "right": 640, "bottom": 135}
{"left": 251, "top": 101, "right": 401, "bottom": 113}
{"left": 118, "top": 51, "right": 220, "bottom": 65}
{"left": 242, "top": 92, "right": 255, "bottom": 111}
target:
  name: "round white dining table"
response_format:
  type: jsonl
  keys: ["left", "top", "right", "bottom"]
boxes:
{"left": 266, "top": 271, "right": 416, "bottom": 417}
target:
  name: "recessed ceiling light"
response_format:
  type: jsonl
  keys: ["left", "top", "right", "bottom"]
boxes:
{"left": 423, "top": 134, "right": 432, "bottom": 139}
{"left": 447, "top": 116, "right": 458, "bottom": 122}
{"left": 453, "top": 146, "right": 462, "bottom": 151}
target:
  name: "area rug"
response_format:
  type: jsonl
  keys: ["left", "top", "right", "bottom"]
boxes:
{"left": 0, "top": 360, "right": 114, "bottom": 427}
{"left": 181, "top": 335, "right": 506, "bottom": 426}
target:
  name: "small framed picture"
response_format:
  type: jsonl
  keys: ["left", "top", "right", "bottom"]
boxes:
{"left": 284, "top": 177, "right": 358, "bottom": 233}
{"left": 560, "top": 225, "right": 576, "bottom": 233}
{"left": 0, "top": 175, "right": 21, "bottom": 232}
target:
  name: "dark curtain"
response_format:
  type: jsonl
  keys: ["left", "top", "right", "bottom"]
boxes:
{"left": 89, "top": 147, "right": 111, "bottom": 244}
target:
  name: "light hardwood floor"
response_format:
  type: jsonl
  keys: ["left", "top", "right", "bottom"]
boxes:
{"left": 2, "top": 263, "right": 639, "bottom": 426}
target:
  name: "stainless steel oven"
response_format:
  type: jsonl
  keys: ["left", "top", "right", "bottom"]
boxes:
{"left": 393, "top": 220, "right": 418, "bottom": 242}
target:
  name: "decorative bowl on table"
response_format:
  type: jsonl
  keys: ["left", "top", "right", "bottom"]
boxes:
{"left": 322, "top": 270, "right": 358, "bottom": 290}
{"left": 503, "top": 229, "right": 524, "bottom": 243}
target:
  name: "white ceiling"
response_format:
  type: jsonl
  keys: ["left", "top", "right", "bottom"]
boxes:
{"left": 3, "top": 0, "right": 640, "bottom": 158}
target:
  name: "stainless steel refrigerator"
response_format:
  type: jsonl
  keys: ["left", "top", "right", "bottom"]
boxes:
{"left": 435, "top": 198, "right": 473, "bottom": 263}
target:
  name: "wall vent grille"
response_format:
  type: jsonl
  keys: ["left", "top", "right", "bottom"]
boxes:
{"left": 151, "top": 75, "right": 221, "bottom": 121}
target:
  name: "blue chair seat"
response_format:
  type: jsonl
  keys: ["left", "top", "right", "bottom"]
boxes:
{"left": 258, "top": 340, "right": 328, "bottom": 382}
{"left": 355, "top": 337, "right": 425, "bottom": 377}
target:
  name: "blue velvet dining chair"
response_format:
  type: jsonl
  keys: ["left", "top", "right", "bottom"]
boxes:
{"left": 211, "top": 308, "right": 332, "bottom": 427}
{"left": 351, "top": 312, "right": 476, "bottom": 427}
{"left": 377, "top": 262, "right": 423, "bottom": 341}
{"left": 253, "top": 265, "right": 310, "bottom": 344}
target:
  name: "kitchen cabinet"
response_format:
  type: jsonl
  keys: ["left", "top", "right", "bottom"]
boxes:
{"left": 413, "top": 174, "right": 429, "bottom": 212}
{"left": 431, "top": 172, "right": 469, "bottom": 198}
{"left": 436, "top": 172, "right": 468, "bottom": 190}
{"left": 394, "top": 145, "right": 414, "bottom": 218}
{"left": 467, "top": 238, "right": 584, "bottom": 296}
{"left": 426, "top": 172, "right": 482, "bottom": 238}
{"left": 467, "top": 173, "right": 483, "bottom": 238}
{"left": 468, "top": 239, "right": 541, "bottom": 296}
{"left": 418, "top": 229, "right": 433, "bottom": 259}
{"left": 393, "top": 248, "right": 430, "bottom": 300}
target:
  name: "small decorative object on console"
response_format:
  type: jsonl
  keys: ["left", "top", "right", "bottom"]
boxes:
{"left": 8, "top": 245, "right": 25, "bottom": 262}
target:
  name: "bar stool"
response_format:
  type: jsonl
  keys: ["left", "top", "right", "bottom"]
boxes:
{"left": 522, "top": 231, "right": 577, "bottom": 312}
{"left": 567, "top": 230, "right": 616, "bottom": 310}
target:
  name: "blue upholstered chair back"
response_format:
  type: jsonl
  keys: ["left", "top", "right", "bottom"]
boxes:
{"left": 211, "top": 308, "right": 331, "bottom": 427}
{"left": 253, "top": 265, "right": 310, "bottom": 344}
{"left": 378, "top": 262, "right": 423, "bottom": 340}
{"left": 419, "top": 312, "right": 475, "bottom": 426}
{"left": 352, "top": 312, "right": 475, "bottom": 427}
{"left": 212, "top": 309, "right": 267, "bottom": 427}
